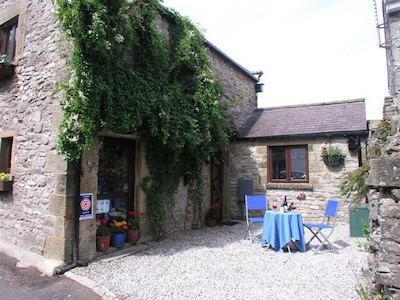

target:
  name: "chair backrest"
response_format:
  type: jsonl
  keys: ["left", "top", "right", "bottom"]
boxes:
{"left": 322, "top": 199, "right": 340, "bottom": 225}
{"left": 245, "top": 195, "right": 268, "bottom": 220}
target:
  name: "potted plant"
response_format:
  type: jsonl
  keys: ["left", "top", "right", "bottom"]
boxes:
{"left": 321, "top": 143, "right": 345, "bottom": 166}
{"left": 126, "top": 210, "right": 144, "bottom": 245}
{"left": 0, "top": 55, "right": 16, "bottom": 79}
{"left": 338, "top": 163, "right": 370, "bottom": 237}
{"left": 206, "top": 202, "right": 219, "bottom": 227}
{"left": 96, "top": 218, "right": 111, "bottom": 252}
{"left": 0, "top": 172, "right": 13, "bottom": 192}
{"left": 109, "top": 218, "right": 128, "bottom": 248}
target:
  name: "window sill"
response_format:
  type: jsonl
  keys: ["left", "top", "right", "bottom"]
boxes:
{"left": 266, "top": 183, "right": 313, "bottom": 190}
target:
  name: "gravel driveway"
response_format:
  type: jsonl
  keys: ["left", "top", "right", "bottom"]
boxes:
{"left": 69, "top": 221, "right": 368, "bottom": 300}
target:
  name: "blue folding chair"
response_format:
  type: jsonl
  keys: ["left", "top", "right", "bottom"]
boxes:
{"left": 245, "top": 195, "right": 268, "bottom": 243}
{"left": 303, "top": 199, "right": 340, "bottom": 254}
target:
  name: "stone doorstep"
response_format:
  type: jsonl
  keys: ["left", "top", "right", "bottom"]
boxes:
{"left": 93, "top": 243, "right": 151, "bottom": 263}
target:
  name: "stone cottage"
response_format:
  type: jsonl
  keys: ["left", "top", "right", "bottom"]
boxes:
{"left": 229, "top": 99, "right": 369, "bottom": 223}
{"left": 0, "top": 0, "right": 260, "bottom": 272}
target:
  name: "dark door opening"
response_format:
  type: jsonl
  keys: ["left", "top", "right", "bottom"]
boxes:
{"left": 97, "top": 137, "right": 136, "bottom": 212}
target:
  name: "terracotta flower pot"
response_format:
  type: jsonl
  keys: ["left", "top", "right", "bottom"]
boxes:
{"left": 206, "top": 217, "right": 218, "bottom": 227}
{"left": 126, "top": 229, "right": 140, "bottom": 245}
{"left": 96, "top": 234, "right": 111, "bottom": 252}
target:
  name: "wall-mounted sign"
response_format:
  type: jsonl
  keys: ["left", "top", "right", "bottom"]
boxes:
{"left": 79, "top": 193, "right": 93, "bottom": 220}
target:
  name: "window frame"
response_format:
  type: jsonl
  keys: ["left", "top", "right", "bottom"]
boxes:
{"left": 0, "top": 17, "right": 18, "bottom": 61}
{"left": 0, "top": 0, "right": 27, "bottom": 65}
{"left": 268, "top": 145, "right": 309, "bottom": 183}
{"left": 0, "top": 136, "right": 13, "bottom": 174}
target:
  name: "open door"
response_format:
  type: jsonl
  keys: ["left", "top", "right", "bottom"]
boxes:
{"left": 97, "top": 137, "right": 136, "bottom": 212}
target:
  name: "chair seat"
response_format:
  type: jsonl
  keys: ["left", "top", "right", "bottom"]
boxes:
{"left": 303, "top": 223, "right": 332, "bottom": 229}
{"left": 248, "top": 217, "right": 264, "bottom": 223}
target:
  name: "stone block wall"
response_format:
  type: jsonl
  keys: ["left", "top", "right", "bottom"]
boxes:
{"left": 0, "top": 0, "right": 70, "bottom": 260}
{"left": 366, "top": 2, "right": 400, "bottom": 296}
{"left": 153, "top": 13, "right": 259, "bottom": 232}
{"left": 229, "top": 137, "right": 366, "bottom": 223}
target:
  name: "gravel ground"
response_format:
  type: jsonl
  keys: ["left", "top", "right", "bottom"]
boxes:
{"left": 70, "top": 221, "right": 368, "bottom": 300}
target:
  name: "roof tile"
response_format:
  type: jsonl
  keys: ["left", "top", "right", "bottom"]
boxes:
{"left": 238, "top": 99, "right": 367, "bottom": 139}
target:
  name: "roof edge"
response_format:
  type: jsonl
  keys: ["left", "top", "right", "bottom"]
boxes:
{"left": 257, "top": 98, "right": 366, "bottom": 112}
{"left": 204, "top": 40, "right": 259, "bottom": 83}
{"left": 237, "top": 130, "right": 369, "bottom": 141}
{"left": 158, "top": 7, "right": 259, "bottom": 83}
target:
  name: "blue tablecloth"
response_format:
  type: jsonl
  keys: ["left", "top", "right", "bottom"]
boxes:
{"left": 261, "top": 211, "right": 306, "bottom": 252}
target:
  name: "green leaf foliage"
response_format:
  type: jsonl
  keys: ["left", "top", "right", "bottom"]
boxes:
{"left": 338, "top": 164, "right": 370, "bottom": 207}
{"left": 54, "top": 0, "right": 231, "bottom": 237}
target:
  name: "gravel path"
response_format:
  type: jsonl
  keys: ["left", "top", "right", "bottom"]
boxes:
{"left": 69, "top": 221, "right": 368, "bottom": 300}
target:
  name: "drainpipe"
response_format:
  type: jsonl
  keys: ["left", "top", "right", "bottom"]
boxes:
{"left": 357, "top": 136, "right": 362, "bottom": 167}
{"left": 55, "top": 156, "right": 87, "bottom": 275}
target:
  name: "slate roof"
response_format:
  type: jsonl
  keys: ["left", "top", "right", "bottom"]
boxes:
{"left": 237, "top": 99, "right": 368, "bottom": 139}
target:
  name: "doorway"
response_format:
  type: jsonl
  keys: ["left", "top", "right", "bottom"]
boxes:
{"left": 97, "top": 137, "right": 136, "bottom": 212}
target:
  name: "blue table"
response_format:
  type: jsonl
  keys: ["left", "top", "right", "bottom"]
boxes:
{"left": 261, "top": 211, "right": 306, "bottom": 252}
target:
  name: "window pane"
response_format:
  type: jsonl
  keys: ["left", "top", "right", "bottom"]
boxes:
{"left": 271, "top": 148, "right": 286, "bottom": 180}
{"left": 0, "top": 137, "right": 13, "bottom": 173}
{"left": 269, "top": 145, "right": 308, "bottom": 183}
{"left": 5, "top": 23, "right": 17, "bottom": 60}
{"left": 1, "top": 20, "right": 18, "bottom": 60}
{"left": 290, "top": 148, "right": 307, "bottom": 180}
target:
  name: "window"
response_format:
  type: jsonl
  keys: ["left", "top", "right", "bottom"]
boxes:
{"left": 0, "top": 137, "right": 13, "bottom": 173}
{"left": 1, "top": 17, "right": 18, "bottom": 61}
{"left": 1, "top": 19, "right": 18, "bottom": 60}
{"left": 269, "top": 145, "right": 308, "bottom": 183}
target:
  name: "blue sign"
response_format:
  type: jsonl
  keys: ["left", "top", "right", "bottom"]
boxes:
{"left": 79, "top": 193, "right": 93, "bottom": 220}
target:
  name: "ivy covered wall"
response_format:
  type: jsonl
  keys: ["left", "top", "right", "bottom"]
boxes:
{"left": 54, "top": 0, "right": 235, "bottom": 236}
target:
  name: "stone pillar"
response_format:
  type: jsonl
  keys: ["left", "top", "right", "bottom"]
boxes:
{"left": 368, "top": 158, "right": 400, "bottom": 297}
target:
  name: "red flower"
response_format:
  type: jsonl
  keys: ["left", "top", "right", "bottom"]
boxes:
{"left": 210, "top": 203, "right": 219, "bottom": 210}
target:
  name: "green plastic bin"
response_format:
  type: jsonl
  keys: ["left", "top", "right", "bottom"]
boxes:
{"left": 349, "top": 203, "right": 370, "bottom": 237}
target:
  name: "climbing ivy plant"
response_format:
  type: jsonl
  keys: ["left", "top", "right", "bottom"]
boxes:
{"left": 54, "top": 0, "right": 231, "bottom": 237}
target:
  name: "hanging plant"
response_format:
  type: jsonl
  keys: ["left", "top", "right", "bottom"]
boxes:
{"left": 338, "top": 163, "right": 370, "bottom": 208}
{"left": 54, "top": 0, "right": 232, "bottom": 238}
{"left": 321, "top": 143, "right": 345, "bottom": 166}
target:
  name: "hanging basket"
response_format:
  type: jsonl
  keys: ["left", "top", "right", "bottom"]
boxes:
{"left": 322, "top": 155, "right": 345, "bottom": 167}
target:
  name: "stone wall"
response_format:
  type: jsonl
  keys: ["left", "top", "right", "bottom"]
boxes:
{"left": 153, "top": 13, "right": 259, "bottom": 231}
{"left": 0, "top": 0, "right": 70, "bottom": 260}
{"left": 365, "top": 1, "right": 400, "bottom": 296}
{"left": 229, "top": 136, "right": 366, "bottom": 223}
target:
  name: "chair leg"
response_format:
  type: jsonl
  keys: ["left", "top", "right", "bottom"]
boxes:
{"left": 312, "top": 231, "right": 338, "bottom": 254}
{"left": 305, "top": 227, "right": 323, "bottom": 246}
{"left": 246, "top": 226, "right": 252, "bottom": 242}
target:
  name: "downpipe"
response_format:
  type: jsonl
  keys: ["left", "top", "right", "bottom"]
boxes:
{"left": 55, "top": 156, "right": 87, "bottom": 275}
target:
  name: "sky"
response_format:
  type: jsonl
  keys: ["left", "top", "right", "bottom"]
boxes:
{"left": 162, "top": 0, "right": 389, "bottom": 120}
